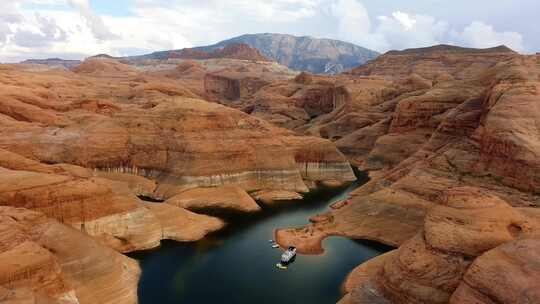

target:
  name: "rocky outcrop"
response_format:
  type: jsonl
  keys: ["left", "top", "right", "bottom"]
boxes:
{"left": 0, "top": 149, "right": 226, "bottom": 253}
{"left": 272, "top": 50, "right": 540, "bottom": 303}
{"left": 450, "top": 238, "right": 540, "bottom": 304}
{"left": 0, "top": 207, "right": 140, "bottom": 304}
{"left": 251, "top": 190, "right": 303, "bottom": 205}
{"left": 71, "top": 58, "right": 138, "bottom": 76}
{"left": 165, "top": 186, "right": 261, "bottom": 213}
{"left": 278, "top": 51, "right": 539, "bottom": 250}
{"left": 339, "top": 187, "right": 540, "bottom": 304}
{"left": 20, "top": 58, "right": 82, "bottom": 70}
{"left": 350, "top": 44, "right": 517, "bottom": 80}
{"left": 133, "top": 43, "right": 271, "bottom": 62}
{"left": 204, "top": 73, "right": 242, "bottom": 100}
{"left": 0, "top": 60, "right": 354, "bottom": 254}
{"left": 0, "top": 62, "right": 355, "bottom": 193}
{"left": 0, "top": 58, "right": 358, "bottom": 303}
{"left": 142, "top": 202, "right": 225, "bottom": 242}
{"left": 0, "top": 166, "right": 163, "bottom": 253}
{"left": 204, "top": 72, "right": 272, "bottom": 101}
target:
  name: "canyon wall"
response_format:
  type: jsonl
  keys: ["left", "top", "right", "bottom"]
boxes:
{"left": 274, "top": 47, "right": 540, "bottom": 303}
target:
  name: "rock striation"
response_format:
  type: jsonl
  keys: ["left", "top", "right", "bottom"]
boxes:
{"left": 338, "top": 187, "right": 540, "bottom": 304}
{"left": 273, "top": 47, "right": 540, "bottom": 303}
{"left": 6, "top": 43, "right": 539, "bottom": 304}
{"left": 0, "top": 207, "right": 140, "bottom": 304}
{"left": 0, "top": 58, "right": 354, "bottom": 255}
{"left": 0, "top": 149, "right": 225, "bottom": 253}
{"left": 0, "top": 61, "right": 355, "bottom": 195}
{"left": 165, "top": 186, "right": 262, "bottom": 213}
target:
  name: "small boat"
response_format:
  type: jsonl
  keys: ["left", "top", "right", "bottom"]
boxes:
{"left": 272, "top": 244, "right": 280, "bottom": 248}
{"left": 275, "top": 263, "right": 288, "bottom": 270}
{"left": 280, "top": 246, "right": 297, "bottom": 265}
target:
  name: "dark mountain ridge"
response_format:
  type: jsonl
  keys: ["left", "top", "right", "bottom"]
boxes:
{"left": 129, "top": 33, "right": 380, "bottom": 74}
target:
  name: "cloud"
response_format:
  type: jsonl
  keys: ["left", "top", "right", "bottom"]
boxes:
{"left": 329, "top": 1, "right": 523, "bottom": 53}
{"left": 329, "top": 1, "right": 448, "bottom": 52}
{"left": 12, "top": 13, "right": 67, "bottom": 47}
{"left": 0, "top": 0, "right": 531, "bottom": 62}
{"left": 450, "top": 21, "right": 524, "bottom": 52}
{"left": 67, "top": 0, "right": 118, "bottom": 40}
{"left": 392, "top": 11, "right": 416, "bottom": 31}
{"left": 0, "top": 2, "right": 22, "bottom": 45}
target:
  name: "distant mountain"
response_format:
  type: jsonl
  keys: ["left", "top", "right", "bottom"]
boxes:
{"left": 164, "top": 43, "right": 270, "bottom": 62}
{"left": 384, "top": 44, "right": 516, "bottom": 55}
{"left": 20, "top": 58, "right": 81, "bottom": 69}
{"left": 132, "top": 33, "right": 380, "bottom": 74}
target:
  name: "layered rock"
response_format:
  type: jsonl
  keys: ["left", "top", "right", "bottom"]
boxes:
{"left": 339, "top": 187, "right": 540, "bottom": 304}
{"left": 277, "top": 50, "right": 540, "bottom": 253}
{"left": 0, "top": 207, "right": 140, "bottom": 304}
{"left": 450, "top": 238, "right": 540, "bottom": 304}
{"left": 350, "top": 44, "right": 517, "bottom": 80}
{"left": 0, "top": 149, "right": 225, "bottom": 253}
{"left": 142, "top": 202, "right": 225, "bottom": 242}
{"left": 165, "top": 186, "right": 261, "bottom": 213}
{"left": 0, "top": 63, "right": 355, "bottom": 196}
{"left": 131, "top": 43, "right": 271, "bottom": 62}
{"left": 251, "top": 190, "right": 303, "bottom": 205}
{"left": 272, "top": 49, "right": 540, "bottom": 303}
{"left": 0, "top": 166, "right": 162, "bottom": 253}
{"left": 0, "top": 59, "right": 355, "bottom": 254}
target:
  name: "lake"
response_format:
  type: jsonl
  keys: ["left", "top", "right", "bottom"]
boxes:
{"left": 131, "top": 170, "right": 392, "bottom": 304}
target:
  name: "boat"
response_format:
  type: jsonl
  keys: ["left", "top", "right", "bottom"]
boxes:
{"left": 272, "top": 244, "right": 280, "bottom": 248}
{"left": 275, "top": 263, "right": 288, "bottom": 270}
{"left": 280, "top": 246, "right": 297, "bottom": 265}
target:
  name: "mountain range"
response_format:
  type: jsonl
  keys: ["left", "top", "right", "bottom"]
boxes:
{"left": 130, "top": 33, "right": 380, "bottom": 74}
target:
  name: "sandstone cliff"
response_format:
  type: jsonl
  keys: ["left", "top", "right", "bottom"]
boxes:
{"left": 0, "top": 59, "right": 354, "bottom": 251}
{"left": 274, "top": 48, "right": 540, "bottom": 303}
{"left": 0, "top": 207, "right": 140, "bottom": 304}
{"left": 0, "top": 58, "right": 356, "bottom": 301}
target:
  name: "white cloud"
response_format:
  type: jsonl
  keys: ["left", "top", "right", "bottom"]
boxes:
{"left": 392, "top": 11, "right": 416, "bottom": 31}
{"left": 329, "top": 1, "right": 523, "bottom": 53}
{"left": 67, "top": 0, "right": 118, "bottom": 40}
{"left": 12, "top": 13, "right": 67, "bottom": 47}
{"left": 329, "top": 1, "right": 448, "bottom": 52}
{"left": 0, "top": 0, "right": 530, "bottom": 62}
{"left": 450, "top": 21, "right": 524, "bottom": 51}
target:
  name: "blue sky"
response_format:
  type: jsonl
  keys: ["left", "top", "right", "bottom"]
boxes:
{"left": 0, "top": 0, "right": 538, "bottom": 62}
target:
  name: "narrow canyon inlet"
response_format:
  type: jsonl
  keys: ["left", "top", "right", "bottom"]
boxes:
{"left": 132, "top": 172, "right": 390, "bottom": 304}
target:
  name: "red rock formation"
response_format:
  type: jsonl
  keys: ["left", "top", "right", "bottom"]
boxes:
{"left": 177, "top": 43, "right": 271, "bottom": 62}
{"left": 277, "top": 50, "right": 539, "bottom": 250}
{"left": 339, "top": 187, "right": 540, "bottom": 304}
{"left": 0, "top": 207, "right": 140, "bottom": 304}
{"left": 450, "top": 238, "right": 540, "bottom": 304}
{"left": 166, "top": 186, "right": 262, "bottom": 213}
{"left": 349, "top": 44, "right": 517, "bottom": 80}
{"left": 204, "top": 73, "right": 242, "bottom": 100}
{"left": 0, "top": 63, "right": 355, "bottom": 195}
{"left": 71, "top": 58, "right": 138, "bottom": 76}
{"left": 0, "top": 150, "right": 227, "bottom": 254}
{"left": 273, "top": 48, "right": 540, "bottom": 304}
{"left": 4, "top": 44, "right": 538, "bottom": 304}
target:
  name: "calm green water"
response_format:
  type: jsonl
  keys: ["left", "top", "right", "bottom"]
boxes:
{"left": 131, "top": 171, "right": 392, "bottom": 304}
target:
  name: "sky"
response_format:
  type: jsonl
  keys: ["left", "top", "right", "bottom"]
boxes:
{"left": 0, "top": 0, "right": 538, "bottom": 62}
